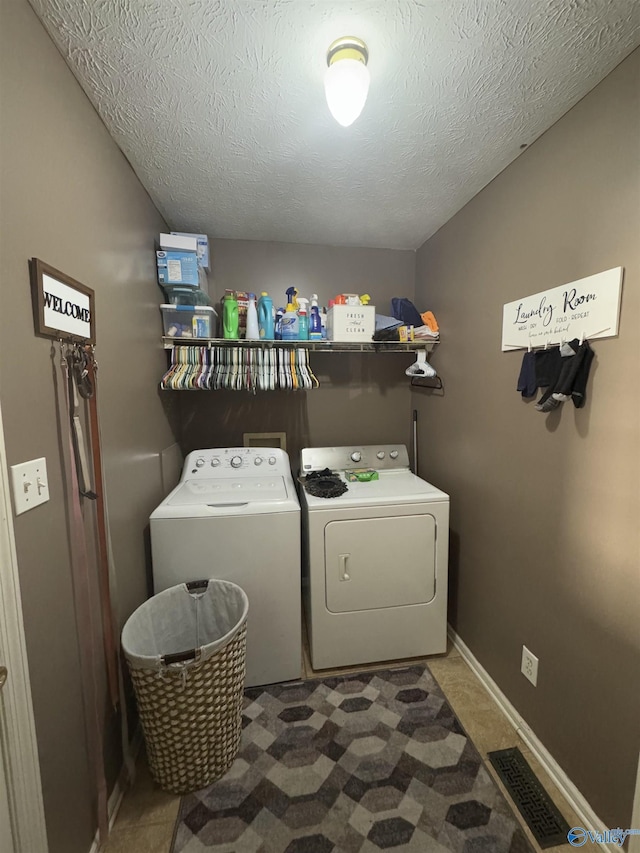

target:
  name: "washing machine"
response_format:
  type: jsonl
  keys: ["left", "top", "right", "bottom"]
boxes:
{"left": 150, "top": 447, "right": 301, "bottom": 687}
{"left": 300, "top": 444, "right": 449, "bottom": 670}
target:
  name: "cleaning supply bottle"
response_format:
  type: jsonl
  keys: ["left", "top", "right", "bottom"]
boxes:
{"left": 274, "top": 307, "right": 284, "bottom": 340}
{"left": 258, "top": 292, "right": 274, "bottom": 340}
{"left": 297, "top": 298, "right": 309, "bottom": 340}
{"left": 281, "top": 287, "right": 299, "bottom": 341}
{"left": 245, "top": 292, "right": 259, "bottom": 339}
{"left": 321, "top": 307, "right": 327, "bottom": 339}
{"left": 309, "top": 294, "right": 322, "bottom": 340}
{"left": 223, "top": 291, "right": 239, "bottom": 339}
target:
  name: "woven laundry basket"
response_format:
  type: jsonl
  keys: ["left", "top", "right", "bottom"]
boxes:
{"left": 122, "top": 579, "right": 248, "bottom": 794}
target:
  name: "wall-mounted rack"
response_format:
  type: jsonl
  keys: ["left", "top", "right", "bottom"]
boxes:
{"left": 162, "top": 337, "right": 438, "bottom": 353}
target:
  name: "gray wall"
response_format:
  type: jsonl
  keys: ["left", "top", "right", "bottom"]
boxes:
{"left": 178, "top": 239, "right": 417, "bottom": 465}
{"left": 0, "top": 2, "right": 177, "bottom": 852}
{"left": 414, "top": 49, "right": 640, "bottom": 825}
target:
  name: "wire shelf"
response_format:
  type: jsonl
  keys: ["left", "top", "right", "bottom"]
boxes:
{"left": 162, "top": 337, "right": 438, "bottom": 353}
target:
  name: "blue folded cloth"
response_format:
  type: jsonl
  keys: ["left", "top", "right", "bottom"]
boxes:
{"left": 375, "top": 313, "right": 402, "bottom": 332}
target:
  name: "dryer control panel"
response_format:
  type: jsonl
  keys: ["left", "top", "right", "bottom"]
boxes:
{"left": 300, "top": 445, "right": 410, "bottom": 474}
{"left": 182, "top": 447, "right": 290, "bottom": 479}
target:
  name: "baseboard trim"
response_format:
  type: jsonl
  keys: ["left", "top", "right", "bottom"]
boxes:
{"left": 88, "top": 727, "right": 143, "bottom": 853}
{"left": 447, "top": 626, "right": 618, "bottom": 853}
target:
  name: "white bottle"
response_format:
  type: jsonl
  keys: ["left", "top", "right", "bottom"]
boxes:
{"left": 245, "top": 292, "right": 260, "bottom": 340}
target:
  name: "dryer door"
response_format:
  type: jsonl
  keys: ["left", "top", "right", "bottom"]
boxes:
{"left": 325, "top": 514, "right": 436, "bottom": 613}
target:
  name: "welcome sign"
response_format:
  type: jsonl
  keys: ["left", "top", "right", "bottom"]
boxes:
{"left": 30, "top": 258, "right": 95, "bottom": 343}
{"left": 501, "top": 267, "right": 623, "bottom": 351}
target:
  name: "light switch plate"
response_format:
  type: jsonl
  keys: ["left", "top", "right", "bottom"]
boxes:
{"left": 10, "top": 457, "right": 49, "bottom": 515}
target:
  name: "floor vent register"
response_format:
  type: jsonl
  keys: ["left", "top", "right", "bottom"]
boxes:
{"left": 488, "top": 747, "right": 570, "bottom": 848}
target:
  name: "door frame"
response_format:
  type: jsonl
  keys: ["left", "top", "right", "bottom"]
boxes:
{"left": 0, "top": 400, "right": 48, "bottom": 852}
{"left": 630, "top": 751, "right": 640, "bottom": 853}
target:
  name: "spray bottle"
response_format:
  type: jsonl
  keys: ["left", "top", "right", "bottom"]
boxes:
{"left": 297, "top": 298, "right": 309, "bottom": 340}
{"left": 281, "top": 287, "right": 299, "bottom": 341}
{"left": 309, "top": 294, "right": 322, "bottom": 340}
{"left": 245, "top": 292, "right": 260, "bottom": 340}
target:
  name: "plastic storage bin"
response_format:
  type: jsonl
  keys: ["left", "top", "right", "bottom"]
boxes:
{"left": 121, "top": 579, "right": 249, "bottom": 793}
{"left": 162, "top": 286, "right": 211, "bottom": 306}
{"left": 326, "top": 305, "right": 375, "bottom": 341}
{"left": 161, "top": 304, "right": 216, "bottom": 338}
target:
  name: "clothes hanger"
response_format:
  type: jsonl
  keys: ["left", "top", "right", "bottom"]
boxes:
{"left": 405, "top": 349, "right": 436, "bottom": 378}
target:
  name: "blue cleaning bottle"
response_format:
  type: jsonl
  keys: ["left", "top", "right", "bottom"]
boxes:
{"left": 309, "top": 293, "right": 322, "bottom": 340}
{"left": 258, "top": 292, "right": 274, "bottom": 340}
{"left": 297, "top": 298, "right": 309, "bottom": 340}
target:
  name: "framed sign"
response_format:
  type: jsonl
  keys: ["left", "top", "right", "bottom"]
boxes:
{"left": 501, "top": 267, "right": 623, "bottom": 351}
{"left": 29, "top": 258, "right": 95, "bottom": 344}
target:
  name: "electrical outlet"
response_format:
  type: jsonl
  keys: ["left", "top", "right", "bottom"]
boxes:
{"left": 521, "top": 645, "right": 539, "bottom": 686}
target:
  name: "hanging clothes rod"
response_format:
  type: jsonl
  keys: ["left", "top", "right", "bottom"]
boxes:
{"left": 410, "top": 375, "right": 443, "bottom": 390}
{"left": 160, "top": 344, "right": 319, "bottom": 391}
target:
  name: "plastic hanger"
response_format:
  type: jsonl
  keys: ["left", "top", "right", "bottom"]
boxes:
{"left": 405, "top": 349, "right": 436, "bottom": 378}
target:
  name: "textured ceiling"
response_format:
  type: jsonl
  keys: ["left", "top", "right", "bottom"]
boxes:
{"left": 30, "top": 1, "right": 639, "bottom": 250}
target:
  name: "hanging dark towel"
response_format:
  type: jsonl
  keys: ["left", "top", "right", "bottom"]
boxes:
{"left": 535, "top": 340, "right": 595, "bottom": 412}
{"left": 534, "top": 347, "right": 563, "bottom": 388}
{"left": 536, "top": 340, "right": 579, "bottom": 411}
{"left": 571, "top": 341, "right": 595, "bottom": 409}
{"left": 517, "top": 351, "right": 538, "bottom": 398}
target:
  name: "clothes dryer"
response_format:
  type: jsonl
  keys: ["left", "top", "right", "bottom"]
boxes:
{"left": 150, "top": 447, "right": 301, "bottom": 687}
{"left": 300, "top": 445, "right": 449, "bottom": 670}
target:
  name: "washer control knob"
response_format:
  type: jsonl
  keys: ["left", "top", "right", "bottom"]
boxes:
{"left": 230, "top": 456, "right": 243, "bottom": 469}
{"left": 195, "top": 458, "right": 205, "bottom": 468}
{"left": 268, "top": 456, "right": 277, "bottom": 465}
{"left": 210, "top": 457, "right": 221, "bottom": 467}
{"left": 377, "top": 451, "right": 385, "bottom": 459}
{"left": 254, "top": 456, "right": 263, "bottom": 466}
{"left": 351, "top": 451, "right": 362, "bottom": 463}
{"left": 390, "top": 450, "right": 399, "bottom": 459}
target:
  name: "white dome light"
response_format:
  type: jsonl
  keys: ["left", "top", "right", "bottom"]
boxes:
{"left": 324, "top": 37, "right": 370, "bottom": 127}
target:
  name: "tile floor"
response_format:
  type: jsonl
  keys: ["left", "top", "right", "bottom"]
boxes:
{"left": 103, "top": 633, "right": 580, "bottom": 852}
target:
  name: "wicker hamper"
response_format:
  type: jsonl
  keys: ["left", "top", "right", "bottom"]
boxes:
{"left": 121, "top": 579, "right": 249, "bottom": 794}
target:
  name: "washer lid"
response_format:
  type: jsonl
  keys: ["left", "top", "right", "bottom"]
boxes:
{"left": 301, "top": 469, "right": 449, "bottom": 509}
{"left": 169, "top": 476, "right": 288, "bottom": 505}
{"left": 151, "top": 476, "right": 300, "bottom": 518}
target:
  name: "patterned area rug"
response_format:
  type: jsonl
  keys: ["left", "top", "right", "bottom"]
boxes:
{"left": 171, "top": 665, "right": 533, "bottom": 852}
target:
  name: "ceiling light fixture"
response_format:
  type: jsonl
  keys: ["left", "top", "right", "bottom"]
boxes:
{"left": 324, "top": 37, "right": 370, "bottom": 127}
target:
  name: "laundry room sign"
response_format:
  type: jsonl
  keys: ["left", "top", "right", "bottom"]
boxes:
{"left": 501, "top": 267, "right": 623, "bottom": 351}
{"left": 29, "top": 258, "right": 95, "bottom": 344}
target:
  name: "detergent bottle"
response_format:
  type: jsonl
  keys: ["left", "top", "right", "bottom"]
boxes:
{"left": 281, "top": 287, "right": 299, "bottom": 341}
{"left": 258, "top": 292, "right": 274, "bottom": 340}
{"left": 297, "top": 298, "right": 309, "bottom": 340}
{"left": 309, "top": 294, "right": 322, "bottom": 340}
{"left": 245, "top": 292, "right": 260, "bottom": 340}
{"left": 223, "top": 291, "right": 239, "bottom": 339}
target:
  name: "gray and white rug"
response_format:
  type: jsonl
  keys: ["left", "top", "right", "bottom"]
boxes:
{"left": 171, "top": 665, "right": 533, "bottom": 852}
